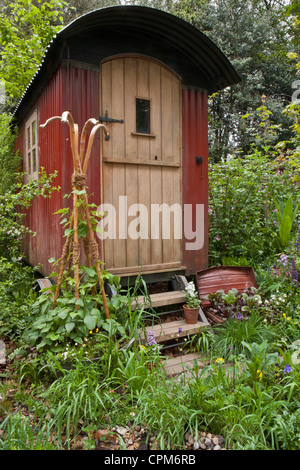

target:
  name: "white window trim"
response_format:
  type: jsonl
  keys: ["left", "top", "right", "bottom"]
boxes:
{"left": 24, "top": 110, "right": 38, "bottom": 182}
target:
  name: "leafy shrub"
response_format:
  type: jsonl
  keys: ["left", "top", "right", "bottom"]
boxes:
{"left": 209, "top": 150, "right": 299, "bottom": 265}
{"left": 271, "top": 409, "right": 300, "bottom": 450}
{"left": 0, "top": 167, "right": 60, "bottom": 260}
{"left": 23, "top": 266, "right": 128, "bottom": 352}
{"left": 0, "top": 113, "right": 20, "bottom": 194}
{"left": 0, "top": 257, "right": 37, "bottom": 339}
{"left": 212, "top": 312, "right": 273, "bottom": 361}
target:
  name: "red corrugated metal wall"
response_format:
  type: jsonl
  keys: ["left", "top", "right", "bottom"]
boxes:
{"left": 61, "top": 62, "right": 101, "bottom": 205}
{"left": 61, "top": 63, "right": 102, "bottom": 265}
{"left": 182, "top": 87, "right": 209, "bottom": 275}
{"left": 18, "top": 63, "right": 101, "bottom": 276}
{"left": 17, "top": 66, "right": 64, "bottom": 274}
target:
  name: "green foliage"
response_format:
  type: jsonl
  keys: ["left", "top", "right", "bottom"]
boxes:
{"left": 0, "top": 411, "right": 60, "bottom": 450}
{"left": 212, "top": 310, "right": 273, "bottom": 361}
{"left": 270, "top": 409, "right": 300, "bottom": 450}
{"left": 0, "top": 112, "right": 61, "bottom": 341}
{"left": 39, "top": 355, "right": 120, "bottom": 446}
{"left": 113, "top": 341, "right": 163, "bottom": 393}
{"left": 134, "top": 377, "right": 192, "bottom": 450}
{"left": 0, "top": 113, "right": 20, "bottom": 193}
{"left": 23, "top": 266, "right": 126, "bottom": 352}
{"left": 21, "top": 265, "right": 152, "bottom": 359}
{"left": 273, "top": 196, "right": 299, "bottom": 247}
{"left": 240, "top": 341, "right": 279, "bottom": 383}
{"left": 0, "top": 0, "right": 67, "bottom": 103}
{"left": 0, "top": 167, "right": 60, "bottom": 259}
{"left": 221, "top": 256, "right": 250, "bottom": 266}
{"left": 0, "top": 257, "right": 37, "bottom": 339}
{"left": 0, "top": 112, "right": 60, "bottom": 259}
{"left": 170, "top": 0, "right": 296, "bottom": 161}
{"left": 208, "top": 148, "right": 299, "bottom": 265}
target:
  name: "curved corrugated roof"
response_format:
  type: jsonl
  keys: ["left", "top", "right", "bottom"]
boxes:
{"left": 13, "top": 5, "right": 240, "bottom": 120}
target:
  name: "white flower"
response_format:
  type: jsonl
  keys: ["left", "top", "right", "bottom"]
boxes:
{"left": 186, "top": 281, "right": 196, "bottom": 295}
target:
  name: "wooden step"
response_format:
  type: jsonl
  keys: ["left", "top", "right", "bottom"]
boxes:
{"left": 140, "top": 318, "right": 210, "bottom": 344}
{"left": 163, "top": 353, "right": 244, "bottom": 379}
{"left": 131, "top": 290, "right": 186, "bottom": 310}
{"left": 163, "top": 352, "right": 206, "bottom": 376}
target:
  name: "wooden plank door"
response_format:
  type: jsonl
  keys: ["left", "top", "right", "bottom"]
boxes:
{"left": 100, "top": 56, "right": 183, "bottom": 275}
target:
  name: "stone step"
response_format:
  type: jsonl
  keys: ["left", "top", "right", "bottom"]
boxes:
{"left": 140, "top": 318, "right": 210, "bottom": 344}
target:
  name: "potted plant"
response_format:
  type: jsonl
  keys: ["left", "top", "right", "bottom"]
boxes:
{"left": 182, "top": 281, "right": 200, "bottom": 324}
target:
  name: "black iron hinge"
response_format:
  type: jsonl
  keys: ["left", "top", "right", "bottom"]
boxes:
{"left": 99, "top": 110, "right": 124, "bottom": 124}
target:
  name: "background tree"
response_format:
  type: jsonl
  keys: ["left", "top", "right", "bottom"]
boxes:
{"left": 0, "top": 0, "right": 68, "bottom": 107}
{"left": 170, "top": 0, "right": 297, "bottom": 161}
{"left": 61, "top": 0, "right": 122, "bottom": 23}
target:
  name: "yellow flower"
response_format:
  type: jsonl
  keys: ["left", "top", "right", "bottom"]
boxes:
{"left": 257, "top": 370, "right": 263, "bottom": 381}
{"left": 89, "top": 330, "right": 93, "bottom": 334}
{"left": 215, "top": 357, "right": 225, "bottom": 364}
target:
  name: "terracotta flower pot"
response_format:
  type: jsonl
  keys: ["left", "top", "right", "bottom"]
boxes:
{"left": 183, "top": 305, "right": 199, "bottom": 324}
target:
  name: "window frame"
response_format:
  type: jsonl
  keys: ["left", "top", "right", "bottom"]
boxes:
{"left": 131, "top": 96, "right": 156, "bottom": 138}
{"left": 24, "top": 110, "right": 38, "bottom": 182}
{"left": 135, "top": 97, "right": 151, "bottom": 135}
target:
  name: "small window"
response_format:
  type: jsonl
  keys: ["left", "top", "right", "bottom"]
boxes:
{"left": 25, "top": 110, "right": 38, "bottom": 181}
{"left": 136, "top": 98, "right": 150, "bottom": 134}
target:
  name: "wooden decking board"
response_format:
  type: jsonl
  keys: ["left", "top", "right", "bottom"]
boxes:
{"left": 140, "top": 319, "right": 210, "bottom": 343}
{"left": 131, "top": 290, "right": 186, "bottom": 310}
{"left": 163, "top": 353, "right": 243, "bottom": 378}
{"left": 163, "top": 352, "right": 205, "bottom": 376}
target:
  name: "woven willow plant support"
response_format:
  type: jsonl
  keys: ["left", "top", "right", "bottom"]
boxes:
{"left": 40, "top": 111, "right": 110, "bottom": 319}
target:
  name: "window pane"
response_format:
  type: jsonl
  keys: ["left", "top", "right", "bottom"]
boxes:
{"left": 32, "top": 121, "right": 36, "bottom": 146}
{"left": 27, "top": 127, "right": 31, "bottom": 151}
{"left": 28, "top": 152, "right": 31, "bottom": 174}
{"left": 136, "top": 98, "right": 150, "bottom": 134}
{"left": 33, "top": 148, "right": 36, "bottom": 173}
